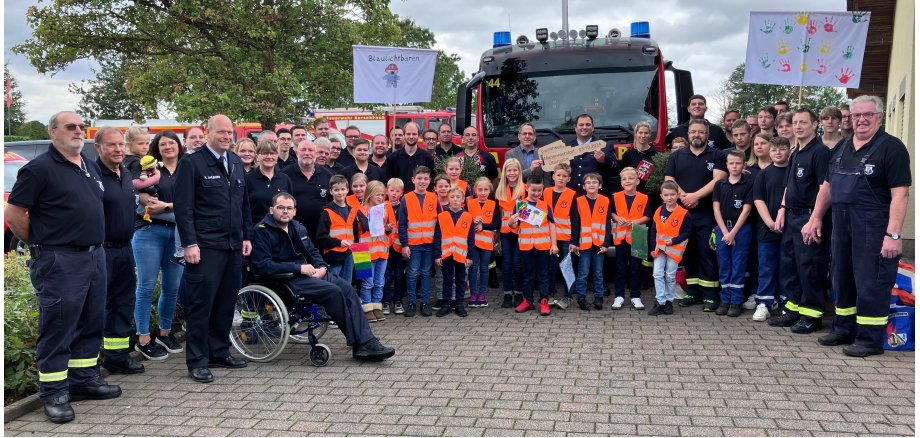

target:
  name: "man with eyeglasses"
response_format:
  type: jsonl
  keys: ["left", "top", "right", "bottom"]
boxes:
{"left": 337, "top": 125, "right": 361, "bottom": 170}
{"left": 839, "top": 104, "right": 854, "bottom": 138}
{"left": 276, "top": 128, "right": 297, "bottom": 170}
{"left": 804, "top": 96, "right": 911, "bottom": 357}
{"left": 433, "top": 124, "right": 461, "bottom": 162}
{"left": 768, "top": 108, "right": 831, "bottom": 335}
{"left": 504, "top": 122, "right": 548, "bottom": 185}
{"left": 7, "top": 111, "right": 121, "bottom": 423}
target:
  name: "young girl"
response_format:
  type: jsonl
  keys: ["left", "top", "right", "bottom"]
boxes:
{"left": 233, "top": 138, "right": 256, "bottom": 173}
{"left": 648, "top": 181, "right": 691, "bottom": 316}
{"left": 124, "top": 127, "right": 159, "bottom": 196}
{"left": 444, "top": 157, "right": 472, "bottom": 198}
{"left": 433, "top": 174, "right": 452, "bottom": 213}
{"left": 495, "top": 158, "right": 526, "bottom": 308}
{"left": 467, "top": 177, "right": 500, "bottom": 307}
{"left": 383, "top": 178, "right": 406, "bottom": 315}
{"left": 355, "top": 181, "right": 392, "bottom": 322}
{"left": 431, "top": 173, "right": 452, "bottom": 310}
{"left": 347, "top": 173, "right": 368, "bottom": 209}
{"left": 741, "top": 133, "right": 774, "bottom": 311}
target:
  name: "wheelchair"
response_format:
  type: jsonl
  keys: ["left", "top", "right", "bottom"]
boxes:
{"left": 229, "top": 273, "right": 333, "bottom": 366}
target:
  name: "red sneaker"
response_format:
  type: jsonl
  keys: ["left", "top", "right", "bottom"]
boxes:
{"left": 539, "top": 297, "right": 551, "bottom": 316}
{"left": 514, "top": 298, "right": 534, "bottom": 313}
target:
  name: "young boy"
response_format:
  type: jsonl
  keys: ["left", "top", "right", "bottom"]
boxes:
{"left": 753, "top": 136, "right": 791, "bottom": 322}
{"left": 316, "top": 175, "right": 356, "bottom": 283}
{"left": 713, "top": 150, "right": 754, "bottom": 317}
{"left": 398, "top": 166, "right": 438, "bottom": 317}
{"left": 569, "top": 173, "right": 612, "bottom": 311}
{"left": 543, "top": 163, "right": 576, "bottom": 309}
{"left": 511, "top": 175, "right": 559, "bottom": 316}
{"left": 431, "top": 174, "right": 452, "bottom": 310}
{"left": 434, "top": 187, "right": 476, "bottom": 317}
{"left": 648, "top": 181, "right": 692, "bottom": 316}
{"left": 382, "top": 178, "right": 406, "bottom": 315}
{"left": 611, "top": 167, "right": 652, "bottom": 310}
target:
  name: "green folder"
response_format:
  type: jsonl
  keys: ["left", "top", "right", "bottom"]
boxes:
{"left": 630, "top": 223, "right": 649, "bottom": 259}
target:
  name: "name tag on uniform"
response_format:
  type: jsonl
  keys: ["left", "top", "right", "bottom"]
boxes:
{"left": 204, "top": 175, "right": 221, "bottom": 180}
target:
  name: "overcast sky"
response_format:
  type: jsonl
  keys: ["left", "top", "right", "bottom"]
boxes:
{"left": 4, "top": 0, "right": 845, "bottom": 124}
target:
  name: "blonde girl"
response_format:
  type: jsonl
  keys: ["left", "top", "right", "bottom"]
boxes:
{"left": 467, "top": 177, "right": 500, "bottom": 307}
{"left": 347, "top": 173, "right": 369, "bottom": 209}
{"left": 355, "top": 181, "right": 390, "bottom": 322}
{"left": 495, "top": 158, "right": 525, "bottom": 307}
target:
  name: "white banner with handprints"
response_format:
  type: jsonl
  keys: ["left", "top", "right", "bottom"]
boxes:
{"left": 744, "top": 11, "right": 870, "bottom": 88}
{"left": 353, "top": 45, "right": 438, "bottom": 104}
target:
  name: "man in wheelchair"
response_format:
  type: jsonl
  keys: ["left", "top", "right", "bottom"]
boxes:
{"left": 250, "top": 192, "right": 396, "bottom": 362}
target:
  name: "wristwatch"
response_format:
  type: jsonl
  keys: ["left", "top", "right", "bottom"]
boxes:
{"left": 887, "top": 232, "right": 901, "bottom": 240}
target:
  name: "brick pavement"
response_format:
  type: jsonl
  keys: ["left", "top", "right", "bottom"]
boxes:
{"left": 5, "top": 291, "right": 915, "bottom": 436}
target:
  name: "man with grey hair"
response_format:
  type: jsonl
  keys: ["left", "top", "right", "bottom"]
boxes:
{"left": 6, "top": 111, "right": 120, "bottom": 423}
{"left": 257, "top": 130, "right": 278, "bottom": 144}
{"left": 284, "top": 139, "right": 334, "bottom": 240}
{"left": 314, "top": 136, "right": 333, "bottom": 169}
{"left": 804, "top": 95, "right": 912, "bottom": 357}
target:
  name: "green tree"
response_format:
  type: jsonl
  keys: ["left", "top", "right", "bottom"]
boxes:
{"left": 4, "top": 65, "right": 27, "bottom": 134}
{"left": 15, "top": 1, "right": 465, "bottom": 128}
{"left": 70, "top": 55, "right": 157, "bottom": 122}
{"left": 717, "top": 63, "right": 846, "bottom": 122}
{"left": 16, "top": 120, "right": 49, "bottom": 140}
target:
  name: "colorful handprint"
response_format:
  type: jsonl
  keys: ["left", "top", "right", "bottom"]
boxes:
{"left": 843, "top": 45, "right": 854, "bottom": 60}
{"left": 778, "top": 59, "right": 791, "bottom": 73}
{"left": 814, "top": 59, "right": 828, "bottom": 75}
{"left": 777, "top": 39, "right": 790, "bottom": 55}
{"left": 799, "top": 63, "right": 808, "bottom": 73}
{"left": 823, "top": 16, "right": 838, "bottom": 32}
{"left": 759, "top": 55, "right": 772, "bottom": 69}
{"left": 836, "top": 67, "right": 854, "bottom": 84}
{"left": 819, "top": 40, "right": 831, "bottom": 54}
{"left": 851, "top": 11, "right": 869, "bottom": 23}
{"left": 760, "top": 19, "right": 776, "bottom": 34}
{"left": 795, "top": 13, "right": 810, "bottom": 26}
{"left": 807, "top": 19, "right": 818, "bottom": 36}
{"left": 782, "top": 19, "right": 794, "bottom": 34}
{"left": 799, "top": 37, "right": 812, "bottom": 54}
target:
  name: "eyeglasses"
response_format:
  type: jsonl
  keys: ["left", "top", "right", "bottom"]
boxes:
{"left": 58, "top": 123, "right": 87, "bottom": 131}
{"left": 519, "top": 132, "right": 535, "bottom": 136}
{"left": 345, "top": 135, "right": 361, "bottom": 139}
{"left": 273, "top": 205, "right": 295, "bottom": 211}
{"left": 424, "top": 137, "right": 438, "bottom": 142}
{"left": 850, "top": 112, "right": 880, "bottom": 120}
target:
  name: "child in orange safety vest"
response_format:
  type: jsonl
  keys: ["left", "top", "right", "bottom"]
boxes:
{"left": 354, "top": 181, "right": 393, "bottom": 323}
{"left": 610, "top": 167, "right": 652, "bottom": 311}
{"left": 431, "top": 173, "right": 452, "bottom": 310}
{"left": 346, "top": 173, "right": 368, "bottom": 209}
{"left": 647, "top": 180, "right": 692, "bottom": 316}
{"left": 397, "top": 166, "right": 437, "bottom": 317}
{"left": 569, "top": 172, "right": 612, "bottom": 312}
{"left": 495, "top": 158, "right": 527, "bottom": 308}
{"left": 543, "top": 163, "right": 576, "bottom": 310}
{"left": 467, "top": 177, "right": 501, "bottom": 307}
{"left": 382, "top": 178, "right": 406, "bottom": 315}
{"left": 434, "top": 187, "right": 476, "bottom": 317}
{"left": 510, "top": 174, "right": 559, "bottom": 316}
{"left": 316, "top": 175, "right": 357, "bottom": 284}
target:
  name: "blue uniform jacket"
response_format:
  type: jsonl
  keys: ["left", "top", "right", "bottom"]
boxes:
{"left": 251, "top": 213, "right": 328, "bottom": 276}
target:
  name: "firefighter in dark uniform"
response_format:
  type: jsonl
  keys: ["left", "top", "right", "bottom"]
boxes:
{"left": 94, "top": 127, "right": 145, "bottom": 375}
{"left": 664, "top": 119, "right": 727, "bottom": 310}
{"left": 5, "top": 111, "right": 121, "bottom": 423}
{"left": 175, "top": 114, "right": 253, "bottom": 384}
{"left": 567, "top": 114, "right": 620, "bottom": 195}
{"left": 804, "top": 96, "right": 911, "bottom": 356}
{"left": 768, "top": 108, "right": 831, "bottom": 333}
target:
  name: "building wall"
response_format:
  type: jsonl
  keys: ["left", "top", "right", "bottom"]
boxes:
{"left": 885, "top": 0, "right": 914, "bottom": 250}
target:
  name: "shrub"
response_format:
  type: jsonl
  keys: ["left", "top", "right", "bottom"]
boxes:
{"left": 645, "top": 151, "right": 671, "bottom": 195}
{"left": 4, "top": 135, "right": 29, "bottom": 142}
{"left": 4, "top": 253, "right": 38, "bottom": 401}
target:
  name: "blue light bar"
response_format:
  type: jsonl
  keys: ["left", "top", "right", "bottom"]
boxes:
{"left": 493, "top": 31, "right": 511, "bottom": 48}
{"left": 630, "top": 22, "right": 650, "bottom": 38}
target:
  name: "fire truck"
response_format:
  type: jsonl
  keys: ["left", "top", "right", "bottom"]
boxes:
{"left": 316, "top": 107, "right": 462, "bottom": 145}
{"left": 456, "top": 23, "right": 695, "bottom": 164}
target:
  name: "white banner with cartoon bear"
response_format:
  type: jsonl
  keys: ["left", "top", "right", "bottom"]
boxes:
{"left": 743, "top": 11, "right": 870, "bottom": 88}
{"left": 353, "top": 45, "right": 438, "bottom": 104}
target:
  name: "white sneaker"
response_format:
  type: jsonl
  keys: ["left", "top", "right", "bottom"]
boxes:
{"left": 753, "top": 304, "right": 770, "bottom": 322}
{"left": 611, "top": 296, "right": 625, "bottom": 309}
{"left": 631, "top": 298, "right": 645, "bottom": 310}
{"left": 742, "top": 295, "right": 757, "bottom": 310}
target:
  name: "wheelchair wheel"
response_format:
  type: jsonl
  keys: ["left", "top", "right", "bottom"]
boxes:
{"left": 289, "top": 306, "right": 329, "bottom": 344}
{"left": 230, "top": 285, "right": 290, "bottom": 362}
{"left": 309, "top": 343, "right": 331, "bottom": 367}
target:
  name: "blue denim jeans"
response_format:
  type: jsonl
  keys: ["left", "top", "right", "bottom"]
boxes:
{"left": 653, "top": 254, "right": 679, "bottom": 304}
{"left": 327, "top": 253, "right": 354, "bottom": 285}
{"left": 716, "top": 225, "right": 752, "bottom": 305}
{"left": 360, "top": 259, "right": 387, "bottom": 304}
{"left": 499, "top": 233, "right": 522, "bottom": 293}
{"left": 468, "top": 247, "right": 491, "bottom": 295}
{"left": 755, "top": 240, "right": 781, "bottom": 307}
{"left": 548, "top": 242, "right": 570, "bottom": 297}
{"left": 132, "top": 224, "right": 183, "bottom": 335}
{"left": 574, "top": 249, "right": 605, "bottom": 298}
{"left": 406, "top": 245, "right": 433, "bottom": 303}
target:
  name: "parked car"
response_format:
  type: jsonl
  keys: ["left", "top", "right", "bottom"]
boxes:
{"left": 4, "top": 140, "right": 97, "bottom": 162}
{"left": 4, "top": 152, "right": 29, "bottom": 255}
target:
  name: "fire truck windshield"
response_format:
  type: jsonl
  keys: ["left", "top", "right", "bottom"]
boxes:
{"left": 481, "top": 67, "right": 659, "bottom": 139}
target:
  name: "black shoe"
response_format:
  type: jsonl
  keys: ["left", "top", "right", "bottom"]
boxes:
{"left": 455, "top": 305, "right": 468, "bottom": 317}
{"left": 647, "top": 303, "right": 665, "bottom": 316}
{"left": 715, "top": 303, "right": 730, "bottom": 315}
{"left": 156, "top": 333, "right": 184, "bottom": 353}
{"left": 512, "top": 294, "right": 523, "bottom": 308}
{"left": 208, "top": 355, "right": 247, "bottom": 368}
{"left": 678, "top": 295, "right": 700, "bottom": 307}
{"left": 604, "top": 287, "right": 611, "bottom": 297}
{"left": 842, "top": 343, "right": 884, "bottom": 357}
{"left": 436, "top": 303, "right": 453, "bottom": 317}
{"left": 102, "top": 358, "right": 145, "bottom": 375}
{"left": 170, "top": 256, "right": 186, "bottom": 266}
{"left": 488, "top": 273, "right": 500, "bottom": 288}
{"left": 404, "top": 303, "right": 416, "bottom": 317}
{"left": 189, "top": 367, "right": 214, "bottom": 383}
{"left": 768, "top": 311, "right": 799, "bottom": 327}
{"left": 43, "top": 394, "right": 74, "bottom": 424}
{"left": 663, "top": 301, "right": 674, "bottom": 314}
{"left": 818, "top": 332, "right": 856, "bottom": 346}
{"left": 501, "top": 294, "right": 513, "bottom": 308}
{"left": 432, "top": 299, "right": 444, "bottom": 311}
{"left": 69, "top": 377, "right": 122, "bottom": 401}
{"left": 727, "top": 304, "right": 742, "bottom": 317}
{"left": 577, "top": 296, "right": 590, "bottom": 311}
{"left": 419, "top": 303, "right": 432, "bottom": 317}
{"left": 593, "top": 296, "right": 603, "bottom": 310}
{"left": 135, "top": 339, "right": 169, "bottom": 361}
{"left": 790, "top": 317, "right": 822, "bottom": 334}
{"left": 702, "top": 300, "right": 719, "bottom": 312}
{"left": 354, "top": 338, "right": 396, "bottom": 362}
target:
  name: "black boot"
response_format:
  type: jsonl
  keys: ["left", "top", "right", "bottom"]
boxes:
{"left": 43, "top": 394, "right": 74, "bottom": 423}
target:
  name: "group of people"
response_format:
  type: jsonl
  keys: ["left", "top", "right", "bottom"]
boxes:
{"left": 6, "top": 91, "right": 910, "bottom": 424}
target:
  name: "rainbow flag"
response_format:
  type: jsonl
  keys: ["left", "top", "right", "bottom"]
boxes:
{"left": 351, "top": 242, "right": 373, "bottom": 280}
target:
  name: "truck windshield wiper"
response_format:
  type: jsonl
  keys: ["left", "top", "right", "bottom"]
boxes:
{"left": 534, "top": 128, "right": 566, "bottom": 141}
{"left": 594, "top": 125, "right": 633, "bottom": 135}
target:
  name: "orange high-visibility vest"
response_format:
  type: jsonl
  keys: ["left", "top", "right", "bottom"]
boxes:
{"left": 466, "top": 198, "right": 497, "bottom": 250}
{"left": 612, "top": 191, "right": 649, "bottom": 245}
{"left": 346, "top": 194, "right": 361, "bottom": 209}
{"left": 404, "top": 192, "right": 438, "bottom": 245}
{"left": 455, "top": 179, "right": 468, "bottom": 195}
{"left": 499, "top": 185, "right": 524, "bottom": 234}
{"left": 323, "top": 206, "right": 357, "bottom": 254}
{"left": 387, "top": 202, "right": 402, "bottom": 252}
{"left": 358, "top": 205, "right": 393, "bottom": 261}
{"left": 576, "top": 195, "right": 610, "bottom": 250}
{"left": 543, "top": 187, "right": 575, "bottom": 242}
{"left": 651, "top": 206, "right": 689, "bottom": 263}
{"left": 518, "top": 200, "right": 552, "bottom": 251}
{"left": 438, "top": 210, "right": 473, "bottom": 263}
